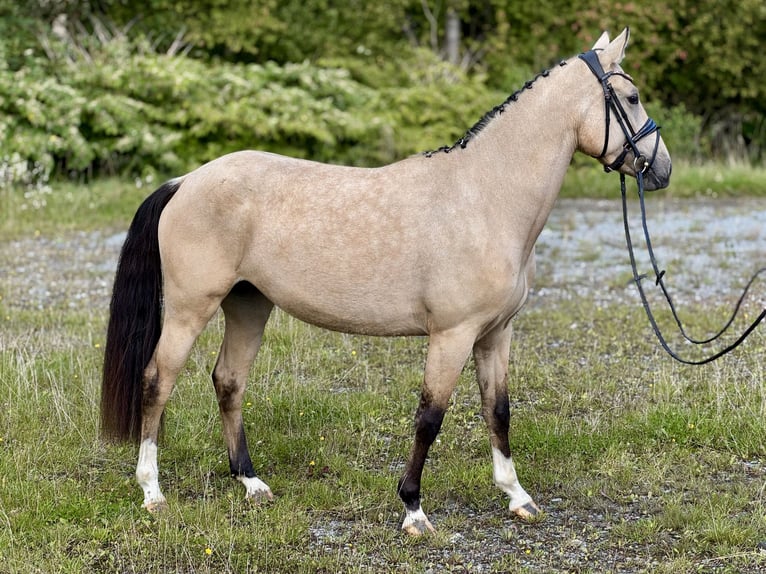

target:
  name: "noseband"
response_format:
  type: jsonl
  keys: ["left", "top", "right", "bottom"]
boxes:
{"left": 578, "top": 50, "right": 660, "bottom": 174}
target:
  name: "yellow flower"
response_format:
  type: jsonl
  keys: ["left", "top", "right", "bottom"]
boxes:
{"left": 204, "top": 547, "right": 212, "bottom": 556}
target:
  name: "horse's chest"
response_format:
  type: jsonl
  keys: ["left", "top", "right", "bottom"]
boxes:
{"left": 498, "top": 249, "right": 536, "bottom": 319}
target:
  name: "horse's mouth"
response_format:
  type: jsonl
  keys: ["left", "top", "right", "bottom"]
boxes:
{"left": 642, "top": 163, "right": 672, "bottom": 191}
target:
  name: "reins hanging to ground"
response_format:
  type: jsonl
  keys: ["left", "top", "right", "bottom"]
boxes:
{"left": 620, "top": 171, "right": 766, "bottom": 365}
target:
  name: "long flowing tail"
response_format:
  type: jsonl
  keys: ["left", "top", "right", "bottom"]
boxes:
{"left": 100, "top": 179, "right": 182, "bottom": 442}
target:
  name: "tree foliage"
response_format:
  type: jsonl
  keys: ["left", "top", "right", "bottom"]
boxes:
{"left": 0, "top": 23, "right": 497, "bottom": 185}
{"left": 1, "top": 0, "right": 763, "bottom": 187}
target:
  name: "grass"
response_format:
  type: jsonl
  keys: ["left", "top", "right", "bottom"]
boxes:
{"left": 0, "top": 178, "right": 148, "bottom": 239}
{"left": 3, "top": 299, "right": 766, "bottom": 572}
{"left": 3, "top": 173, "right": 766, "bottom": 572}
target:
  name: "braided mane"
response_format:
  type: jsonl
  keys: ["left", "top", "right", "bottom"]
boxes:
{"left": 424, "top": 61, "right": 568, "bottom": 157}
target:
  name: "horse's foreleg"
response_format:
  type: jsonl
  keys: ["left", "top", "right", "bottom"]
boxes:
{"left": 214, "top": 284, "right": 274, "bottom": 502}
{"left": 473, "top": 322, "right": 540, "bottom": 520}
{"left": 398, "top": 328, "right": 475, "bottom": 536}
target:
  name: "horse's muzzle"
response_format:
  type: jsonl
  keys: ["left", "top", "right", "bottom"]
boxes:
{"left": 642, "top": 162, "right": 672, "bottom": 191}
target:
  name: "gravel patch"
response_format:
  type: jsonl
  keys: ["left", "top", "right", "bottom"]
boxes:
{"left": 533, "top": 197, "right": 766, "bottom": 309}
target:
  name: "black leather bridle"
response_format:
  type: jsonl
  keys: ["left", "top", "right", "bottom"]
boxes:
{"left": 578, "top": 50, "right": 661, "bottom": 175}
{"left": 580, "top": 49, "right": 766, "bottom": 365}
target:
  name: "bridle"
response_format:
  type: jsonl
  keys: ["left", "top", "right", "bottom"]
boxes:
{"left": 578, "top": 50, "right": 661, "bottom": 174}
{"left": 579, "top": 49, "right": 766, "bottom": 365}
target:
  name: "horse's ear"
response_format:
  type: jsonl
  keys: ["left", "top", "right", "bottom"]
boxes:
{"left": 600, "top": 27, "right": 630, "bottom": 67}
{"left": 592, "top": 31, "right": 610, "bottom": 51}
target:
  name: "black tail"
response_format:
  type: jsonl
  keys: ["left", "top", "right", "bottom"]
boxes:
{"left": 100, "top": 179, "right": 182, "bottom": 442}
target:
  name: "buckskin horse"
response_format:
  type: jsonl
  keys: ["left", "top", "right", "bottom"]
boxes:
{"left": 101, "top": 28, "right": 671, "bottom": 535}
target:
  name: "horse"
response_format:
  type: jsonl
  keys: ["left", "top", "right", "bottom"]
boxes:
{"left": 101, "top": 28, "right": 671, "bottom": 535}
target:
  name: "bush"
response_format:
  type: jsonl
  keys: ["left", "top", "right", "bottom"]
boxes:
{"left": 0, "top": 21, "right": 711, "bottom": 191}
{"left": 0, "top": 31, "right": 500, "bottom": 186}
{"left": 644, "top": 101, "right": 707, "bottom": 163}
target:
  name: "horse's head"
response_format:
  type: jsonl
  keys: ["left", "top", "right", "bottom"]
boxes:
{"left": 577, "top": 28, "right": 672, "bottom": 191}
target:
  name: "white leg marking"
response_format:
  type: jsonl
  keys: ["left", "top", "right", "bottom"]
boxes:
{"left": 401, "top": 505, "right": 435, "bottom": 535}
{"left": 492, "top": 447, "right": 534, "bottom": 511}
{"left": 237, "top": 475, "right": 273, "bottom": 501}
{"left": 136, "top": 439, "right": 166, "bottom": 511}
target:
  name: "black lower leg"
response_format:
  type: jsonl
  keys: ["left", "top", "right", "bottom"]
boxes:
{"left": 213, "top": 374, "right": 255, "bottom": 479}
{"left": 488, "top": 390, "right": 512, "bottom": 458}
{"left": 228, "top": 423, "right": 256, "bottom": 478}
{"left": 398, "top": 403, "right": 446, "bottom": 510}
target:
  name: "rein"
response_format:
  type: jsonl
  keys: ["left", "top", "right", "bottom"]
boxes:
{"left": 621, "top": 173, "right": 766, "bottom": 365}
{"left": 578, "top": 49, "right": 766, "bottom": 364}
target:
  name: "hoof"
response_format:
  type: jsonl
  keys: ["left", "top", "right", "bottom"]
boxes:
{"left": 402, "top": 518, "right": 435, "bottom": 537}
{"left": 511, "top": 501, "right": 543, "bottom": 522}
{"left": 401, "top": 506, "right": 436, "bottom": 536}
{"left": 143, "top": 499, "right": 168, "bottom": 514}
{"left": 245, "top": 488, "right": 274, "bottom": 504}
{"left": 239, "top": 476, "right": 274, "bottom": 504}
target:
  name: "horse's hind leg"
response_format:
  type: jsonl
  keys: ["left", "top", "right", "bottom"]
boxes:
{"left": 213, "top": 282, "right": 274, "bottom": 501}
{"left": 473, "top": 322, "right": 540, "bottom": 520}
{"left": 138, "top": 298, "right": 222, "bottom": 512}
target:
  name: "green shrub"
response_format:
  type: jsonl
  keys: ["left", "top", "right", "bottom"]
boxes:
{"left": 645, "top": 101, "right": 708, "bottom": 162}
{"left": 0, "top": 32, "right": 500, "bottom": 186}
{"left": 0, "top": 24, "right": 712, "bottom": 192}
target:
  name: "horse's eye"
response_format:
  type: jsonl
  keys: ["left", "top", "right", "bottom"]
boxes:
{"left": 628, "top": 93, "right": 640, "bottom": 105}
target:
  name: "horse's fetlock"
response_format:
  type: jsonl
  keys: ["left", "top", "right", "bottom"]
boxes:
{"left": 493, "top": 393, "right": 511, "bottom": 429}
{"left": 397, "top": 475, "right": 420, "bottom": 509}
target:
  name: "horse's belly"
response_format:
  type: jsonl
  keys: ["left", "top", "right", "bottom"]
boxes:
{"left": 268, "top": 289, "right": 427, "bottom": 337}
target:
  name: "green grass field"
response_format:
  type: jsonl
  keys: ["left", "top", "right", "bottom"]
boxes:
{"left": 2, "top": 167, "right": 766, "bottom": 572}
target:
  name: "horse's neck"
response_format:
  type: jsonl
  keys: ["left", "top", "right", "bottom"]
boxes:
{"left": 470, "top": 71, "right": 577, "bottom": 197}
{"left": 455, "top": 66, "right": 580, "bottom": 245}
